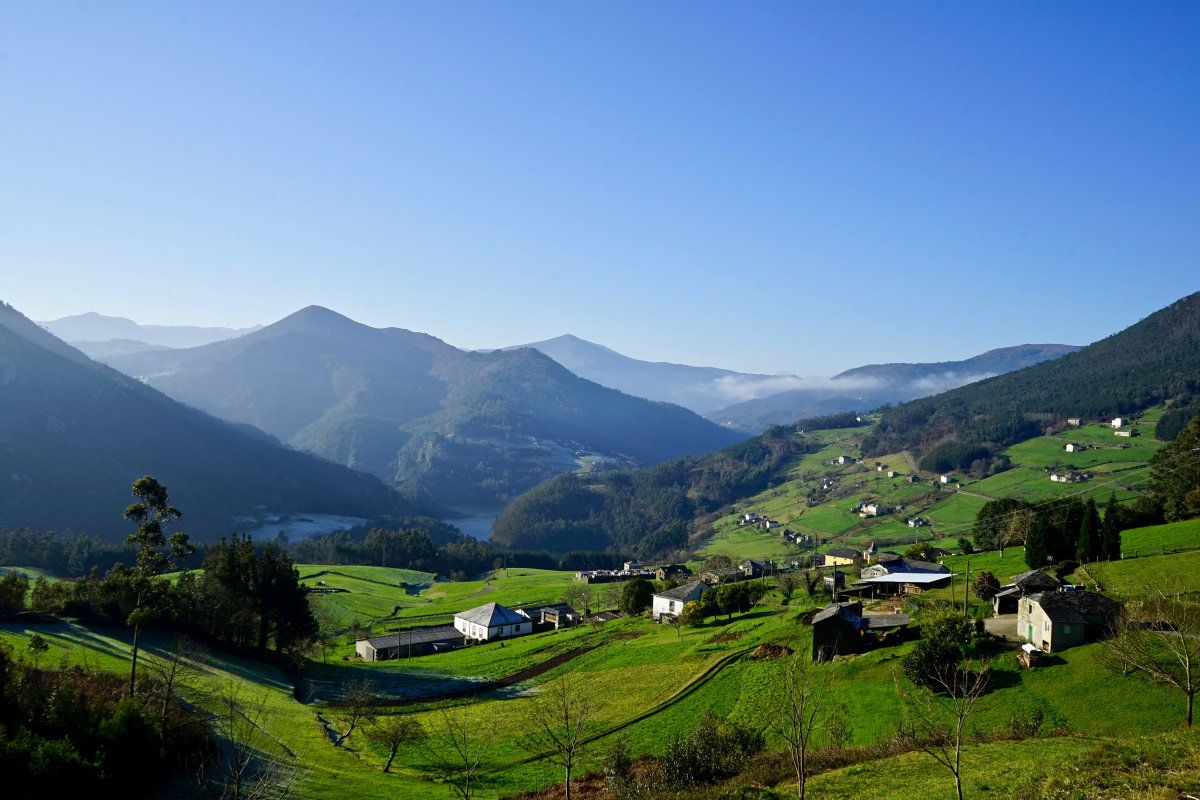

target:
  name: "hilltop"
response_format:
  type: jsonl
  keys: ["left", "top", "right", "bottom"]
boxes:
{"left": 104, "top": 307, "right": 744, "bottom": 508}
{"left": 0, "top": 301, "right": 407, "bottom": 538}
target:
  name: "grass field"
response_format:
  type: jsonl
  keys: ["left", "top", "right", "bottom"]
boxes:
{"left": 1120, "top": 517, "right": 1200, "bottom": 557}
{"left": 1071, "top": 548, "right": 1200, "bottom": 599}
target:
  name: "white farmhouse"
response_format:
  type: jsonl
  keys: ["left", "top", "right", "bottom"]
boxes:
{"left": 1067, "top": 418, "right": 1082, "bottom": 426}
{"left": 651, "top": 580, "right": 708, "bottom": 621}
{"left": 453, "top": 602, "right": 532, "bottom": 642}
{"left": 1065, "top": 443, "right": 1084, "bottom": 453}
{"left": 1111, "top": 417, "right": 1125, "bottom": 428}
{"left": 940, "top": 474, "right": 954, "bottom": 485}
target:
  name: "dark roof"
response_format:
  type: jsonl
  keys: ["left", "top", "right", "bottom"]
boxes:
{"left": 864, "top": 613, "right": 910, "bottom": 629}
{"left": 825, "top": 548, "right": 860, "bottom": 559}
{"left": 1027, "top": 590, "right": 1121, "bottom": 623}
{"left": 1010, "top": 570, "right": 1061, "bottom": 592}
{"left": 812, "top": 601, "right": 864, "bottom": 627}
{"left": 518, "top": 602, "right": 579, "bottom": 620}
{"left": 874, "top": 552, "right": 905, "bottom": 563}
{"left": 656, "top": 579, "right": 708, "bottom": 601}
{"left": 362, "top": 625, "right": 462, "bottom": 649}
{"left": 903, "top": 558, "right": 950, "bottom": 574}
{"left": 455, "top": 602, "right": 527, "bottom": 627}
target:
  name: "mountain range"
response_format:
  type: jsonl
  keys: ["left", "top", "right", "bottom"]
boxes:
{"left": 491, "top": 292, "right": 1200, "bottom": 554}
{"left": 39, "top": 311, "right": 261, "bottom": 354}
{"left": 506, "top": 334, "right": 803, "bottom": 414}
{"left": 705, "top": 344, "right": 1082, "bottom": 433}
{"left": 0, "top": 301, "right": 407, "bottom": 538}
{"left": 102, "top": 307, "right": 744, "bottom": 508}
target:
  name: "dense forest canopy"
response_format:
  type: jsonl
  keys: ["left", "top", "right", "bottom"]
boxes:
{"left": 862, "top": 292, "right": 1200, "bottom": 459}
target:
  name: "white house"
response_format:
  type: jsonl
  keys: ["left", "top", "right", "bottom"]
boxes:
{"left": 1115, "top": 430, "right": 1133, "bottom": 438}
{"left": 652, "top": 580, "right": 708, "bottom": 621}
{"left": 1111, "top": 417, "right": 1125, "bottom": 428}
{"left": 1065, "top": 443, "right": 1084, "bottom": 453}
{"left": 453, "top": 602, "right": 532, "bottom": 642}
{"left": 1067, "top": 418, "right": 1082, "bottom": 426}
{"left": 860, "top": 503, "right": 881, "bottom": 517}
{"left": 836, "top": 455, "right": 852, "bottom": 465}
{"left": 940, "top": 474, "right": 954, "bottom": 484}
{"left": 887, "top": 470, "right": 897, "bottom": 478}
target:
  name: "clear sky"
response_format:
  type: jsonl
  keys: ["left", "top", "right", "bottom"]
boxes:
{"left": 1, "top": 2, "right": 1197, "bottom": 376}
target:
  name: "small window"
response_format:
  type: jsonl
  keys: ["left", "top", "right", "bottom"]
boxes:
{"left": 1044, "top": 621, "right": 1050, "bottom": 632}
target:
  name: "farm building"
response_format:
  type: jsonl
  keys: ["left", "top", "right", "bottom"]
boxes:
{"left": 1115, "top": 429, "right": 1134, "bottom": 438}
{"left": 859, "top": 503, "right": 881, "bottom": 518}
{"left": 1065, "top": 443, "right": 1085, "bottom": 453}
{"left": 822, "top": 548, "right": 862, "bottom": 567}
{"left": 1018, "top": 590, "right": 1121, "bottom": 652}
{"left": 887, "top": 470, "right": 898, "bottom": 478}
{"left": 858, "top": 557, "right": 951, "bottom": 596}
{"left": 1067, "top": 418, "right": 1082, "bottom": 426}
{"left": 739, "top": 559, "right": 765, "bottom": 577}
{"left": 836, "top": 455, "right": 853, "bottom": 465}
{"left": 517, "top": 603, "right": 582, "bottom": 630}
{"left": 993, "top": 569, "right": 1061, "bottom": 615}
{"left": 656, "top": 564, "right": 692, "bottom": 582}
{"left": 652, "top": 579, "right": 709, "bottom": 621}
{"left": 940, "top": 474, "right": 954, "bottom": 484}
{"left": 355, "top": 626, "right": 464, "bottom": 661}
{"left": 823, "top": 570, "right": 847, "bottom": 592}
{"left": 907, "top": 517, "right": 927, "bottom": 528}
{"left": 1111, "top": 417, "right": 1125, "bottom": 428}
{"left": 453, "top": 602, "right": 533, "bottom": 642}
{"left": 810, "top": 601, "right": 909, "bottom": 662}
{"left": 699, "top": 566, "right": 744, "bottom": 584}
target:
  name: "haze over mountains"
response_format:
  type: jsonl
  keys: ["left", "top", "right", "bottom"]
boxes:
{"left": 507, "top": 334, "right": 803, "bottom": 414}
{"left": 0, "top": 301, "right": 406, "bottom": 538}
{"left": 104, "top": 306, "right": 743, "bottom": 509}
{"left": 40, "top": 311, "right": 261, "bottom": 356}
{"left": 707, "top": 343, "right": 1082, "bottom": 433}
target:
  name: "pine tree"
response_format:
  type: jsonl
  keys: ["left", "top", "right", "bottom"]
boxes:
{"left": 1075, "top": 499, "right": 1101, "bottom": 563}
{"left": 1101, "top": 493, "right": 1123, "bottom": 561}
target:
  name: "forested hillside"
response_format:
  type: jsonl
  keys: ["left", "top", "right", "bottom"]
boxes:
{"left": 862, "top": 292, "right": 1200, "bottom": 458}
{"left": 491, "top": 413, "right": 866, "bottom": 554}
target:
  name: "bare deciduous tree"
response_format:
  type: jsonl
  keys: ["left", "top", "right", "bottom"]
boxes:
{"left": 894, "top": 663, "right": 991, "bottom": 800}
{"left": 147, "top": 634, "right": 204, "bottom": 736}
{"left": 770, "top": 656, "right": 830, "bottom": 800}
{"left": 1002, "top": 508, "right": 1037, "bottom": 556}
{"left": 519, "top": 677, "right": 600, "bottom": 800}
{"left": 209, "top": 680, "right": 300, "bottom": 800}
{"left": 366, "top": 713, "right": 424, "bottom": 772}
{"left": 1102, "top": 590, "right": 1200, "bottom": 727}
{"left": 333, "top": 678, "right": 377, "bottom": 746}
{"left": 420, "top": 705, "right": 500, "bottom": 800}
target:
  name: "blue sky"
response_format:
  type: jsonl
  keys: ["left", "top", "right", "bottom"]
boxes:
{"left": 1, "top": 2, "right": 1196, "bottom": 376}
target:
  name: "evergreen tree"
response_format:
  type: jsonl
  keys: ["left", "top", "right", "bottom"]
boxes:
{"left": 1076, "top": 499, "right": 1101, "bottom": 563}
{"left": 1024, "top": 516, "right": 1050, "bottom": 569}
{"left": 1101, "top": 493, "right": 1124, "bottom": 561}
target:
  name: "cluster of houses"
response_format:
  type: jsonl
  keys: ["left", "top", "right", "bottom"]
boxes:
{"left": 1050, "top": 471, "right": 1092, "bottom": 483}
{"left": 810, "top": 600, "right": 910, "bottom": 661}
{"left": 355, "top": 600, "right": 585, "bottom": 662}
{"left": 738, "top": 512, "right": 782, "bottom": 530}
{"left": 574, "top": 561, "right": 658, "bottom": 584}
{"left": 651, "top": 559, "right": 768, "bottom": 622}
